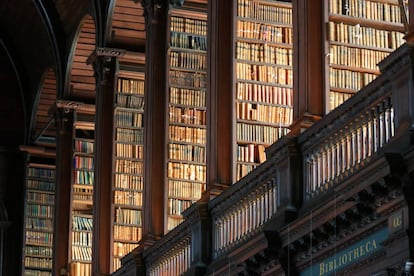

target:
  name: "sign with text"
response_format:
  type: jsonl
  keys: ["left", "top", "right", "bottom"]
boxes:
{"left": 300, "top": 228, "right": 389, "bottom": 276}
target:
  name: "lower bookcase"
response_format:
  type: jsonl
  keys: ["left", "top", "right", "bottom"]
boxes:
{"left": 23, "top": 163, "right": 56, "bottom": 276}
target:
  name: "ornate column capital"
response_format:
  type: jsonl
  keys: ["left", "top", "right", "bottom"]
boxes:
{"left": 141, "top": 0, "right": 184, "bottom": 24}
{"left": 87, "top": 47, "right": 126, "bottom": 85}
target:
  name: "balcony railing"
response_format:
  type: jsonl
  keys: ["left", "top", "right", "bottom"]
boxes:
{"left": 121, "top": 44, "right": 414, "bottom": 276}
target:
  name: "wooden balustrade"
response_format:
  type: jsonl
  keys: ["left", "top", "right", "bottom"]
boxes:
{"left": 211, "top": 173, "right": 278, "bottom": 258}
{"left": 148, "top": 238, "right": 191, "bottom": 276}
{"left": 303, "top": 91, "right": 394, "bottom": 199}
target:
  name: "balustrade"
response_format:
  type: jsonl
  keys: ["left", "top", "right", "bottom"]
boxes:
{"left": 212, "top": 177, "right": 278, "bottom": 258}
{"left": 304, "top": 95, "right": 394, "bottom": 199}
{"left": 148, "top": 239, "right": 191, "bottom": 276}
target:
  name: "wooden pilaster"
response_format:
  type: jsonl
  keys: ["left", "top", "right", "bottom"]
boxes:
{"left": 290, "top": 0, "right": 324, "bottom": 134}
{"left": 88, "top": 48, "right": 119, "bottom": 275}
{"left": 205, "top": 0, "right": 234, "bottom": 196}
{"left": 141, "top": 0, "right": 169, "bottom": 242}
{"left": 52, "top": 106, "right": 73, "bottom": 276}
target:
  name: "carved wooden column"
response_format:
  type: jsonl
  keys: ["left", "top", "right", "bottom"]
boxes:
{"left": 289, "top": 0, "right": 324, "bottom": 134}
{"left": 141, "top": 0, "right": 169, "bottom": 244}
{"left": 88, "top": 48, "right": 120, "bottom": 275}
{"left": 205, "top": 0, "right": 234, "bottom": 196}
{"left": 52, "top": 105, "right": 73, "bottom": 276}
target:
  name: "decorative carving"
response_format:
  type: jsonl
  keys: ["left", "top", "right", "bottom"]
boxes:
{"left": 141, "top": 0, "right": 184, "bottom": 24}
{"left": 87, "top": 47, "right": 124, "bottom": 86}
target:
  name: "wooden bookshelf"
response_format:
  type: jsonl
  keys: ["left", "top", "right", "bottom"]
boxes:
{"left": 167, "top": 7, "right": 208, "bottom": 231}
{"left": 235, "top": 0, "right": 293, "bottom": 181}
{"left": 70, "top": 110, "right": 95, "bottom": 275}
{"left": 23, "top": 161, "right": 55, "bottom": 276}
{"left": 326, "top": 0, "right": 406, "bottom": 111}
{"left": 112, "top": 58, "right": 145, "bottom": 271}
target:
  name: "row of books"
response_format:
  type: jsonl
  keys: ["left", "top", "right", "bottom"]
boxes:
{"left": 169, "top": 87, "right": 205, "bottom": 107}
{"left": 168, "top": 198, "right": 193, "bottom": 215}
{"left": 26, "top": 217, "right": 53, "bottom": 231}
{"left": 237, "top": 123, "right": 289, "bottom": 144}
{"left": 117, "top": 78, "right": 144, "bottom": 94}
{"left": 237, "top": 144, "right": 266, "bottom": 163}
{"left": 169, "top": 51, "right": 206, "bottom": 70}
{"left": 237, "top": 83, "right": 293, "bottom": 106}
{"left": 116, "top": 128, "right": 144, "bottom": 143}
{"left": 168, "top": 143, "right": 206, "bottom": 163}
{"left": 116, "top": 94, "right": 144, "bottom": 109}
{"left": 167, "top": 216, "right": 184, "bottom": 231}
{"left": 168, "top": 180, "right": 205, "bottom": 200}
{"left": 70, "top": 262, "right": 92, "bottom": 276}
{"left": 236, "top": 63, "right": 293, "bottom": 85}
{"left": 72, "top": 215, "right": 93, "bottom": 231}
{"left": 113, "top": 241, "right": 138, "bottom": 257}
{"left": 72, "top": 189, "right": 93, "bottom": 203}
{"left": 237, "top": 0, "right": 292, "bottom": 24}
{"left": 72, "top": 231, "right": 92, "bottom": 246}
{"left": 25, "top": 245, "right": 53, "bottom": 257}
{"left": 329, "top": 44, "right": 389, "bottom": 70}
{"left": 115, "top": 110, "right": 143, "bottom": 128}
{"left": 236, "top": 41, "right": 292, "bottom": 65}
{"left": 27, "top": 192, "right": 54, "bottom": 204}
{"left": 114, "top": 173, "right": 143, "bottom": 190}
{"left": 170, "top": 32, "right": 207, "bottom": 51}
{"left": 24, "top": 257, "right": 52, "bottom": 269}
{"left": 328, "top": 21, "right": 404, "bottom": 49}
{"left": 113, "top": 225, "right": 142, "bottom": 241}
{"left": 114, "top": 190, "right": 143, "bottom": 206}
{"left": 329, "top": 91, "right": 353, "bottom": 110}
{"left": 236, "top": 102, "right": 293, "bottom": 125}
{"left": 236, "top": 20, "right": 293, "bottom": 44}
{"left": 115, "top": 208, "right": 142, "bottom": 225}
{"left": 73, "top": 170, "right": 94, "bottom": 185}
{"left": 115, "top": 143, "right": 143, "bottom": 159}
{"left": 170, "top": 16, "right": 207, "bottom": 36}
{"left": 169, "top": 70, "right": 206, "bottom": 88}
{"left": 73, "top": 156, "right": 94, "bottom": 169}
{"left": 330, "top": 67, "right": 377, "bottom": 91}
{"left": 27, "top": 180, "right": 55, "bottom": 192}
{"left": 26, "top": 230, "right": 53, "bottom": 245}
{"left": 330, "top": 0, "right": 403, "bottom": 23}
{"left": 25, "top": 269, "right": 52, "bottom": 276}
{"left": 27, "top": 204, "right": 54, "bottom": 218}
{"left": 169, "top": 125, "right": 206, "bottom": 144}
{"left": 72, "top": 246, "right": 92, "bottom": 261}
{"left": 236, "top": 163, "right": 257, "bottom": 180}
{"left": 169, "top": 106, "right": 206, "bottom": 125}
{"left": 74, "top": 139, "right": 94, "bottom": 154}
{"left": 28, "top": 167, "right": 55, "bottom": 178}
{"left": 115, "top": 159, "right": 143, "bottom": 174}
{"left": 167, "top": 162, "right": 206, "bottom": 182}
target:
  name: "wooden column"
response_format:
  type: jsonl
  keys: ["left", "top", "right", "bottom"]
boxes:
{"left": 52, "top": 107, "right": 73, "bottom": 276}
{"left": 205, "top": 0, "right": 234, "bottom": 196}
{"left": 141, "top": 0, "right": 169, "bottom": 243}
{"left": 290, "top": 0, "right": 324, "bottom": 134}
{"left": 88, "top": 48, "right": 118, "bottom": 275}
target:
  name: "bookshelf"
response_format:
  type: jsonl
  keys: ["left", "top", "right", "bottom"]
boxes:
{"left": 326, "top": 0, "right": 406, "bottom": 111}
{"left": 23, "top": 161, "right": 55, "bottom": 276}
{"left": 112, "top": 59, "right": 145, "bottom": 271}
{"left": 167, "top": 8, "right": 207, "bottom": 231}
{"left": 70, "top": 110, "right": 95, "bottom": 275}
{"left": 235, "top": 0, "right": 293, "bottom": 180}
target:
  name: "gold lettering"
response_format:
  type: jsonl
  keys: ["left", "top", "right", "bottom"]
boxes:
{"left": 320, "top": 263, "right": 325, "bottom": 275}
{"left": 365, "top": 241, "right": 372, "bottom": 252}
{"left": 353, "top": 247, "right": 359, "bottom": 258}
{"left": 329, "top": 261, "right": 334, "bottom": 271}
{"left": 341, "top": 254, "right": 347, "bottom": 265}
{"left": 393, "top": 216, "right": 402, "bottom": 228}
{"left": 348, "top": 251, "right": 353, "bottom": 262}
{"left": 372, "top": 240, "right": 377, "bottom": 249}
{"left": 360, "top": 245, "right": 365, "bottom": 256}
